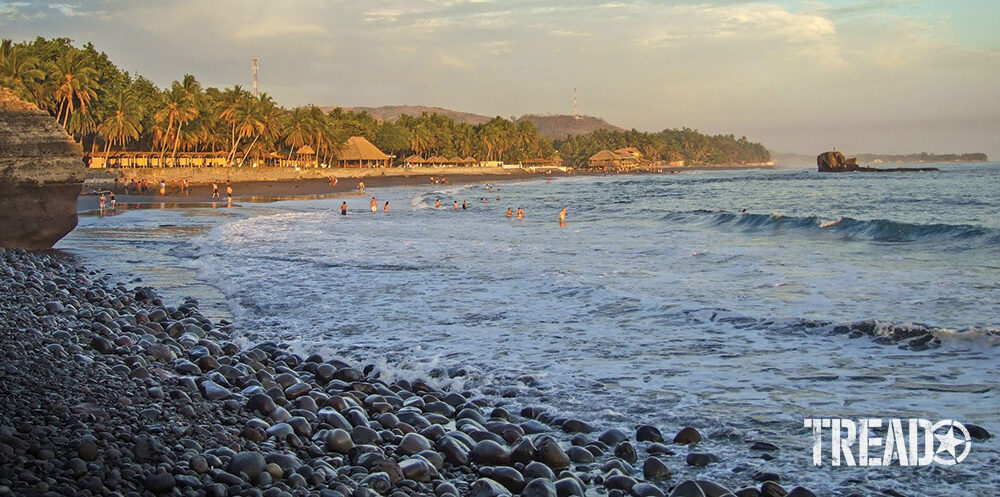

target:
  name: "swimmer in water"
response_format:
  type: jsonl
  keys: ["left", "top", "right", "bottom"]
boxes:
{"left": 435, "top": 199, "right": 441, "bottom": 208}
{"left": 384, "top": 201, "right": 389, "bottom": 212}
{"left": 558, "top": 207, "right": 566, "bottom": 224}
{"left": 516, "top": 207, "right": 524, "bottom": 219}
{"left": 506, "top": 208, "right": 512, "bottom": 218}
{"left": 453, "top": 201, "right": 459, "bottom": 210}
{"left": 341, "top": 201, "right": 347, "bottom": 215}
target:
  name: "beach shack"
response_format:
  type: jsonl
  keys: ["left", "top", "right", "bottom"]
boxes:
{"left": 403, "top": 154, "right": 426, "bottom": 167}
{"left": 294, "top": 145, "right": 316, "bottom": 167}
{"left": 88, "top": 151, "right": 229, "bottom": 168}
{"left": 588, "top": 149, "right": 640, "bottom": 170}
{"left": 335, "top": 136, "right": 390, "bottom": 168}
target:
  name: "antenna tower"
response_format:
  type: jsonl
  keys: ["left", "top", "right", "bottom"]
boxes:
{"left": 252, "top": 58, "right": 259, "bottom": 97}
{"left": 573, "top": 87, "right": 580, "bottom": 120}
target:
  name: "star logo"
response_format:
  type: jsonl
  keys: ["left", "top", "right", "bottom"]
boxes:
{"left": 931, "top": 419, "right": 972, "bottom": 465}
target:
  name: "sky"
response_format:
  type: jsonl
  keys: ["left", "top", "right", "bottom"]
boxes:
{"left": 2, "top": 0, "right": 998, "bottom": 159}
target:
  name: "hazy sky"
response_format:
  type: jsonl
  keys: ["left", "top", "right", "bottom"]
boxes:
{"left": 2, "top": 0, "right": 998, "bottom": 158}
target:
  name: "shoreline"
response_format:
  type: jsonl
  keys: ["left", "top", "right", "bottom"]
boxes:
{"left": 78, "top": 170, "right": 556, "bottom": 213}
{"left": 0, "top": 247, "right": 821, "bottom": 497}
{"left": 77, "top": 165, "right": 776, "bottom": 212}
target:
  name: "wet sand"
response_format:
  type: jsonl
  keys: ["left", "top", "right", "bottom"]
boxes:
{"left": 78, "top": 170, "right": 556, "bottom": 212}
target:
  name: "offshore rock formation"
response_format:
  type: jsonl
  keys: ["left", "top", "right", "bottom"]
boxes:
{"left": 817, "top": 151, "right": 859, "bottom": 172}
{"left": 0, "top": 87, "right": 84, "bottom": 249}
{"left": 817, "top": 151, "right": 939, "bottom": 173}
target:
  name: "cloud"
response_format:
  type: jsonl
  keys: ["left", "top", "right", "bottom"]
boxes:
{"left": 436, "top": 52, "right": 473, "bottom": 69}
{"left": 483, "top": 41, "right": 512, "bottom": 56}
{"left": 633, "top": 3, "right": 846, "bottom": 67}
{"left": 231, "top": 22, "right": 327, "bottom": 40}
{"left": 551, "top": 30, "right": 592, "bottom": 38}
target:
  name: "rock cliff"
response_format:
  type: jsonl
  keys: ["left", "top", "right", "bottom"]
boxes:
{"left": 0, "top": 87, "right": 84, "bottom": 249}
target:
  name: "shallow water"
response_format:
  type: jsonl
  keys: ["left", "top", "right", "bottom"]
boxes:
{"left": 59, "top": 164, "right": 1000, "bottom": 496}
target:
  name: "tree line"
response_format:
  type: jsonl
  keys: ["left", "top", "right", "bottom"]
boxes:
{"left": 854, "top": 152, "right": 988, "bottom": 164}
{"left": 1, "top": 37, "right": 770, "bottom": 167}
{"left": 554, "top": 128, "right": 771, "bottom": 168}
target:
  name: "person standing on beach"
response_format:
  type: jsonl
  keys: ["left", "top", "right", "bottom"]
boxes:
{"left": 341, "top": 201, "right": 347, "bottom": 215}
{"left": 358, "top": 181, "right": 365, "bottom": 194}
{"left": 212, "top": 182, "right": 219, "bottom": 198}
{"left": 110, "top": 192, "right": 116, "bottom": 211}
{"left": 182, "top": 179, "right": 189, "bottom": 195}
{"left": 226, "top": 184, "right": 233, "bottom": 207}
{"left": 99, "top": 192, "right": 106, "bottom": 214}
{"left": 159, "top": 180, "right": 166, "bottom": 196}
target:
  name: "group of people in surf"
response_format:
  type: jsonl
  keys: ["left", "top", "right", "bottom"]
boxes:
{"left": 338, "top": 183, "right": 567, "bottom": 225}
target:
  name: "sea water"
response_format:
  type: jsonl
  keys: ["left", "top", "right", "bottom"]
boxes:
{"left": 59, "top": 164, "right": 1000, "bottom": 496}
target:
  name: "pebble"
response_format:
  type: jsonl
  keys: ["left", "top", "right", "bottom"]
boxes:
{"left": 685, "top": 453, "right": 720, "bottom": 467}
{"left": 673, "top": 427, "right": 703, "bottom": 444}
{"left": 643, "top": 457, "right": 671, "bottom": 480}
{"left": 143, "top": 472, "right": 176, "bottom": 494}
{"left": 636, "top": 425, "right": 664, "bottom": 443}
{"left": 521, "top": 477, "right": 558, "bottom": 497}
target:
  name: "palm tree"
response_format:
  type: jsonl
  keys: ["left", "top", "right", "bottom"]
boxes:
{"left": 219, "top": 85, "right": 249, "bottom": 161}
{"left": 282, "top": 107, "right": 311, "bottom": 161}
{"left": 49, "top": 50, "right": 99, "bottom": 129}
{"left": 155, "top": 82, "right": 197, "bottom": 163}
{"left": 170, "top": 74, "right": 201, "bottom": 158}
{"left": 0, "top": 40, "right": 45, "bottom": 105}
{"left": 98, "top": 89, "right": 143, "bottom": 154}
{"left": 67, "top": 108, "right": 98, "bottom": 146}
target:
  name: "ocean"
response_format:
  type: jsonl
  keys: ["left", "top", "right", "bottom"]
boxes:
{"left": 58, "top": 163, "right": 999, "bottom": 496}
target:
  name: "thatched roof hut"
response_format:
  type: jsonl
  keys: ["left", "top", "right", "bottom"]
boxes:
{"left": 588, "top": 149, "right": 624, "bottom": 169}
{"left": 463, "top": 156, "right": 478, "bottom": 165}
{"left": 335, "top": 136, "right": 390, "bottom": 168}
{"left": 296, "top": 145, "right": 315, "bottom": 155}
{"left": 449, "top": 156, "right": 463, "bottom": 165}
{"left": 404, "top": 154, "right": 426, "bottom": 165}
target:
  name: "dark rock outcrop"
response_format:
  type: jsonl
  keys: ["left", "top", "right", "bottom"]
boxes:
{"left": 0, "top": 87, "right": 84, "bottom": 249}
{"left": 817, "top": 151, "right": 859, "bottom": 172}
{"left": 817, "top": 151, "right": 938, "bottom": 173}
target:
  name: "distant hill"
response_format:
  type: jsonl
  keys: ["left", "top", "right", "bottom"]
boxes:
{"left": 315, "top": 105, "right": 624, "bottom": 138}
{"left": 319, "top": 105, "right": 493, "bottom": 126}
{"left": 516, "top": 114, "right": 624, "bottom": 139}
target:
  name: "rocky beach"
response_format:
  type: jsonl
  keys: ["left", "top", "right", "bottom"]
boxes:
{"left": 0, "top": 247, "right": 830, "bottom": 497}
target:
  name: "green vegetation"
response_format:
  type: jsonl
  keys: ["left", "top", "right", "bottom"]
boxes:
{"left": 855, "top": 152, "right": 988, "bottom": 164}
{"left": 554, "top": 128, "right": 771, "bottom": 167}
{"left": 2, "top": 37, "right": 771, "bottom": 167}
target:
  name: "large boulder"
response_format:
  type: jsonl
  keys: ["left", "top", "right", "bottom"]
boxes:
{"left": 816, "top": 151, "right": 859, "bottom": 172}
{"left": 0, "top": 87, "right": 84, "bottom": 249}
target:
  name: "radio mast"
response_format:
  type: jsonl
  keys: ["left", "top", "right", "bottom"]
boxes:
{"left": 252, "top": 58, "right": 259, "bottom": 97}
{"left": 573, "top": 87, "right": 581, "bottom": 120}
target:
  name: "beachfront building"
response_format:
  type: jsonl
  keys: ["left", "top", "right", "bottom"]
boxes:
{"left": 588, "top": 149, "right": 639, "bottom": 170}
{"left": 335, "top": 136, "right": 390, "bottom": 168}
{"left": 88, "top": 151, "right": 230, "bottom": 168}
